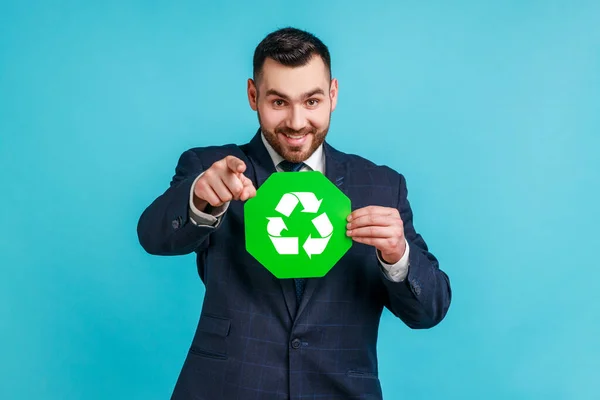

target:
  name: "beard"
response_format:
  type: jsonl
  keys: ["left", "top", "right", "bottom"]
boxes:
{"left": 258, "top": 111, "right": 330, "bottom": 163}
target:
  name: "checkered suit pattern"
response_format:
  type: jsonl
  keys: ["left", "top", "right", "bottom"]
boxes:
{"left": 137, "top": 130, "right": 452, "bottom": 399}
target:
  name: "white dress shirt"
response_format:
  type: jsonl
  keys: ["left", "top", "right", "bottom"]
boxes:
{"left": 188, "top": 133, "right": 410, "bottom": 282}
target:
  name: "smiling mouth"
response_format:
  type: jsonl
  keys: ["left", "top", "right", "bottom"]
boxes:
{"left": 284, "top": 133, "right": 307, "bottom": 139}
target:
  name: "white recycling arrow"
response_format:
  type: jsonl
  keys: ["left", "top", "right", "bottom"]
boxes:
{"left": 269, "top": 192, "right": 331, "bottom": 258}
{"left": 267, "top": 217, "right": 298, "bottom": 254}
{"left": 302, "top": 212, "right": 334, "bottom": 259}
{"left": 267, "top": 217, "right": 288, "bottom": 236}
{"left": 270, "top": 236, "right": 299, "bottom": 255}
{"left": 311, "top": 212, "right": 333, "bottom": 237}
{"left": 275, "top": 192, "right": 322, "bottom": 217}
{"left": 292, "top": 192, "right": 322, "bottom": 213}
{"left": 303, "top": 233, "right": 333, "bottom": 259}
{"left": 275, "top": 193, "right": 300, "bottom": 217}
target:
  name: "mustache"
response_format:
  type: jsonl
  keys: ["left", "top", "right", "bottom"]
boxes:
{"left": 275, "top": 127, "right": 316, "bottom": 136}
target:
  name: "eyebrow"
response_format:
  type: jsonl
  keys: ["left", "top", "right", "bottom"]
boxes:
{"left": 265, "top": 88, "right": 325, "bottom": 100}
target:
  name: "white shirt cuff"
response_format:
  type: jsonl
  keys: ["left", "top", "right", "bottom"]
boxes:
{"left": 189, "top": 173, "right": 229, "bottom": 226}
{"left": 377, "top": 239, "right": 410, "bottom": 282}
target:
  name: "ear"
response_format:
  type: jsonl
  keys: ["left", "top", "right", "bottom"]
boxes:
{"left": 247, "top": 78, "right": 258, "bottom": 111}
{"left": 329, "top": 78, "right": 338, "bottom": 112}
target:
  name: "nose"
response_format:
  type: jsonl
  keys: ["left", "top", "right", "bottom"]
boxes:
{"left": 287, "top": 106, "right": 306, "bottom": 132}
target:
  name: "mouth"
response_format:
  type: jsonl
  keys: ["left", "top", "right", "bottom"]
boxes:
{"left": 279, "top": 132, "right": 310, "bottom": 146}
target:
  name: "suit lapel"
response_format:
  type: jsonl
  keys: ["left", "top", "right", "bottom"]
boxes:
{"left": 295, "top": 141, "right": 348, "bottom": 320}
{"left": 244, "top": 129, "right": 277, "bottom": 188}
{"left": 323, "top": 141, "right": 348, "bottom": 195}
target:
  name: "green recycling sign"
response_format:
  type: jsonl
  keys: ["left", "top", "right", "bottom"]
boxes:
{"left": 244, "top": 171, "right": 352, "bottom": 279}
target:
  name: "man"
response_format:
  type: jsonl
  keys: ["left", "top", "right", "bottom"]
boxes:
{"left": 137, "top": 27, "right": 451, "bottom": 400}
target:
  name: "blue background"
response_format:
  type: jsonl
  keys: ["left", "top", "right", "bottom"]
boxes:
{"left": 1, "top": 1, "right": 599, "bottom": 399}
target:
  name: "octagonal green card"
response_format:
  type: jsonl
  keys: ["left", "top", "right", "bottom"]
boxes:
{"left": 244, "top": 171, "right": 352, "bottom": 279}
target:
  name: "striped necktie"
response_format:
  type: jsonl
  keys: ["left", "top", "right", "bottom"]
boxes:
{"left": 278, "top": 160, "right": 305, "bottom": 173}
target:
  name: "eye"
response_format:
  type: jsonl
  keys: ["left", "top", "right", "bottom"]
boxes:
{"left": 273, "top": 99, "right": 286, "bottom": 107}
{"left": 306, "top": 99, "right": 319, "bottom": 107}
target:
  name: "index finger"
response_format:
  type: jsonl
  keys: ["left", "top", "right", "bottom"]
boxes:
{"left": 347, "top": 206, "right": 396, "bottom": 221}
{"left": 225, "top": 156, "right": 246, "bottom": 174}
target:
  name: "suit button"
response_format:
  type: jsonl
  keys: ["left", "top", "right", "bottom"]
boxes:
{"left": 409, "top": 279, "right": 421, "bottom": 296}
{"left": 291, "top": 338, "right": 301, "bottom": 349}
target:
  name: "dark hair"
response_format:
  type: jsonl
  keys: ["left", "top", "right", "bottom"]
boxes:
{"left": 253, "top": 27, "right": 331, "bottom": 82}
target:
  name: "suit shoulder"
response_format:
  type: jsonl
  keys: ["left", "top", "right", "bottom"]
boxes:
{"left": 341, "top": 151, "right": 404, "bottom": 183}
{"left": 177, "top": 143, "right": 247, "bottom": 167}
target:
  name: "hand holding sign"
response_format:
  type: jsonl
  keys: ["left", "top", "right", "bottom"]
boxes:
{"left": 346, "top": 206, "right": 407, "bottom": 264}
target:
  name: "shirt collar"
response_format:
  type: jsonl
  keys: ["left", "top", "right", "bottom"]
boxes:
{"left": 260, "top": 131, "right": 325, "bottom": 173}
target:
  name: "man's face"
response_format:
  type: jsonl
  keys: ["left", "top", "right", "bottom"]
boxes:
{"left": 248, "top": 55, "right": 338, "bottom": 163}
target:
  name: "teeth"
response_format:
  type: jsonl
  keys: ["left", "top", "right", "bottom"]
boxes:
{"left": 285, "top": 134, "right": 305, "bottom": 139}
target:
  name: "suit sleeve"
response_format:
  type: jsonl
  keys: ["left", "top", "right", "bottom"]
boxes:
{"left": 137, "top": 149, "right": 220, "bottom": 256}
{"left": 381, "top": 173, "right": 452, "bottom": 329}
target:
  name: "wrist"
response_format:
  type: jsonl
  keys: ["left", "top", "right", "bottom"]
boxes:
{"left": 380, "top": 252, "right": 400, "bottom": 265}
{"left": 380, "top": 245, "right": 406, "bottom": 265}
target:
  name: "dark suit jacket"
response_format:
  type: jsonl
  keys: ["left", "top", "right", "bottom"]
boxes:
{"left": 137, "top": 130, "right": 451, "bottom": 399}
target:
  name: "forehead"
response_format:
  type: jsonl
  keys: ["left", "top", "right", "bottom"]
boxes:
{"left": 259, "top": 56, "right": 329, "bottom": 95}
